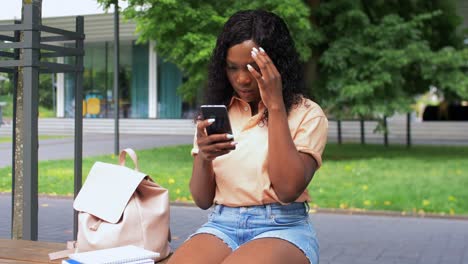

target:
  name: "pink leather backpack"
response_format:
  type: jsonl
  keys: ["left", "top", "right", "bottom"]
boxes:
{"left": 50, "top": 148, "right": 171, "bottom": 262}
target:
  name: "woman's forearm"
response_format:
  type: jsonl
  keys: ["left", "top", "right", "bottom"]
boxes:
{"left": 190, "top": 155, "right": 216, "bottom": 209}
{"left": 267, "top": 106, "right": 309, "bottom": 203}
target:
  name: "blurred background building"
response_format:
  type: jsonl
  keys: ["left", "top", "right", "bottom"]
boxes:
{"left": 0, "top": 0, "right": 188, "bottom": 120}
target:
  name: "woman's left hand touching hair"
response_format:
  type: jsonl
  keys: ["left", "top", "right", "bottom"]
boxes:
{"left": 247, "top": 47, "right": 285, "bottom": 112}
{"left": 248, "top": 46, "right": 316, "bottom": 203}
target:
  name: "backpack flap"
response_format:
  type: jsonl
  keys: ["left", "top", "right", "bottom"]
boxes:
{"left": 73, "top": 161, "right": 147, "bottom": 224}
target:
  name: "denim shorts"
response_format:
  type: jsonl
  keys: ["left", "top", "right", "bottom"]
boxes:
{"left": 188, "top": 202, "right": 319, "bottom": 264}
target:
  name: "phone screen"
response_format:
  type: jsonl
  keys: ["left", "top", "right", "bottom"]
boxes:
{"left": 200, "top": 105, "right": 233, "bottom": 136}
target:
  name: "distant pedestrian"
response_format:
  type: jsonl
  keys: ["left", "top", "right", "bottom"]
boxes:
{"left": 168, "top": 9, "right": 328, "bottom": 264}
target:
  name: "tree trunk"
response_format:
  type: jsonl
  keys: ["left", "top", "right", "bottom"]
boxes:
{"left": 12, "top": 43, "right": 24, "bottom": 239}
{"left": 304, "top": 0, "right": 320, "bottom": 98}
{"left": 12, "top": 0, "right": 42, "bottom": 240}
{"left": 12, "top": 52, "right": 24, "bottom": 239}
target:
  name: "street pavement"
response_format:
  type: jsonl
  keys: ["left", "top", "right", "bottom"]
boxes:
{"left": 1, "top": 194, "right": 468, "bottom": 264}
{"left": 1, "top": 135, "right": 468, "bottom": 263}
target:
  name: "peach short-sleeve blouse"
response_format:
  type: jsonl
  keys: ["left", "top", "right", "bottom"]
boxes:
{"left": 192, "top": 96, "right": 328, "bottom": 207}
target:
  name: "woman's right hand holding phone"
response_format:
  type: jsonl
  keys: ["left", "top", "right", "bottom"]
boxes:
{"left": 196, "top": 118, "right": 237, "bottom": 161}
{"left": 192, "top": 117, "right": 235, "bottom": 209}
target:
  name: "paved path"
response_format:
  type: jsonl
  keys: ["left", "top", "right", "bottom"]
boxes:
{"left": 2, "top": 135, "right": 468, "bottom": 263}
{"left": 1, "top": 194, "right": 468, "bottom": 264}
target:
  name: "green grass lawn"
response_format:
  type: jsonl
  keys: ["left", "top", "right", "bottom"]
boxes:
{"left": 0, "top": 135, "right": 70, "bottom": 143}
{"left": 0, "top": 143, "right": 467, "bottom": 216}
{"left": 0, "top": 137, "right": 12, "bottom": 143}
{"left": 0, "top": 95, "right": 55, "bottom": 119}
{"left": 0, "top": 95, "right": 13, "bottom": 118}
{"left": 314, "top": 144, "right": 468, "bottom": 216}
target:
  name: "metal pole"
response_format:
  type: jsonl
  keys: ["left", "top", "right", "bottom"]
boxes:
{"left": 10, "top": 20, "right": 20, "bottom": 238}
{"left": 51, "top": 73, "right": 55, "bottom": 113}
{"left": 113, "top": 3, "right": 120, "bottom": 155}
{"left": 73, "top": 16, "right": 84, "bottom": 240}
{"left": 105, "top": 41, "right": 108, "bottom": 117}
{"left": 383, "top": 116, "right": 388, "bottom": 147}
{"left": 337, "top": 119, "right": 342, "bottom": 144}
{"left": 360, "top": 118, "right": 365, "bottom": 145}
{"left": 406, "top": 112, "right": 411, "bottom": 148}
{"left": 22, "top": 3, "right": 40, "bottom": 240}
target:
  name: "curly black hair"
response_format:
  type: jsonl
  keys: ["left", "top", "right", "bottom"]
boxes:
{"left": 204, "top": 9, "right": 306, "bottom": 123}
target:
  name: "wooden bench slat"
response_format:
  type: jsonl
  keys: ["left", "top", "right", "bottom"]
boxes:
{"left": 0, "top": 239, "right": 63, "bottom": 263}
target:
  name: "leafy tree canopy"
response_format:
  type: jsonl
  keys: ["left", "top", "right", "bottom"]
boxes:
{"left": 314, "top": 0, "right": 468, "bottom": 119}
{"left": 97, "top": 0, "right": 320, "bottom": 102}
{"left": 97, "top": 0, "right": 467, "bottom": 120}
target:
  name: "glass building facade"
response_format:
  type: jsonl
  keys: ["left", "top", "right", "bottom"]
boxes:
{"left": 63, "top": 40, "right": 185, "bottom": 119}
{"left": 1, "top": 13, "right": 193, "bottom": 120}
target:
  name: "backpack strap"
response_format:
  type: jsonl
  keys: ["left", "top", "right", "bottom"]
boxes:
{"left": 119, "top": 148, "right": 139, "bottom": 171}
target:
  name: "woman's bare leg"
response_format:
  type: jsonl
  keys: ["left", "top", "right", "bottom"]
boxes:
{"left": 168, "top": 234, "right": 232, "bottom": 264}
{"left": 221, "top": 238, "right": 310, "bottom": 264}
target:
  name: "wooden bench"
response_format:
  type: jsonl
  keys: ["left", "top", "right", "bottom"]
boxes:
{"left": 0, "top": 239, "right": 63, "bottom": 263}
{"left": 0, "top": 239, "right": 170, "bottom": 263}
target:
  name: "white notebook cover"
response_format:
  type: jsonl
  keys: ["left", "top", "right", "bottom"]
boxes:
{"left": 68, "top": 245, "right": 160, "bottom": 264}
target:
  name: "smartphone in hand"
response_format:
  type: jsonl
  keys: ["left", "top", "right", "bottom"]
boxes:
{"left": 200, "top": 105, "right": 233, "bottom": 136}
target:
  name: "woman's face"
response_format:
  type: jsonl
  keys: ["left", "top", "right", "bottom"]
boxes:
{"left": 225, "top": 40, "right": 261, "bottom": 104}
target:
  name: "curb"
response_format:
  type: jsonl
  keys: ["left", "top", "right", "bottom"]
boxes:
{"left": 311, "top": 207, "right": 468, "bottom": 221}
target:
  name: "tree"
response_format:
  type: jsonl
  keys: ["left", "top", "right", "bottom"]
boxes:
{"left": 97, "top": 0, "right": 322, "bottom": 103}
{"left": 97, "top": 0, "right": 467, "bottom": 121}
{"left": 312, "top": 0, "right": 468, "bottom": 119}
{"left": 12, "top": 0, "right": 42, "bottom": 240}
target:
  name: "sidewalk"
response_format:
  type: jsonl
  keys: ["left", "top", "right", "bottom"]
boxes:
{"left": 1, "top": 194, "right": 467, "bottom": 264}
{"left": 1, "top": 135, "right": 468, "bottom": 263}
